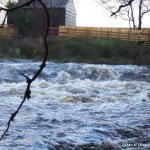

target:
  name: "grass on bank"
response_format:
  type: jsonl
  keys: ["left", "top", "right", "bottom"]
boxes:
{"left": 0, "top": 36, "right": 149, "bottom": 64}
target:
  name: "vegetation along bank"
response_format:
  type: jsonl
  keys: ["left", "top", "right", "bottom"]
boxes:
{"left": 0, "top": 37, "right": 149, "bottom": 65}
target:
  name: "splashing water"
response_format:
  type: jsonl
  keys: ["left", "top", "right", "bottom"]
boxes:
{"left": 0, "top": 60, "right": 150, "bottom": 150}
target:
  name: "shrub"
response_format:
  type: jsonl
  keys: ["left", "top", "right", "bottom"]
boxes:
{"left": 0, "top": 36, "right": 149, "bottom": 64}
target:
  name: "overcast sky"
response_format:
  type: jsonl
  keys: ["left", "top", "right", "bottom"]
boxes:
{"left": 74, "top": 0, "right": 149, "bottom": 28}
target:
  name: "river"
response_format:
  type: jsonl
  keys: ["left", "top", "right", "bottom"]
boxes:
{"left": 0, "top": 59, "right": 150, "bottom": 150}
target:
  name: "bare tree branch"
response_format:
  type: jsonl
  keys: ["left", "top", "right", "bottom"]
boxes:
{"left": 0, "top": 0, "right": 35, "bottom": 12}
{"left": 0, "top": 12, "right": 8, "bottom": 28}
{"left": 0, "top": 0, "right": 50, "bottom": 141}
{"left": 111, "top": 0, "right": 135, "bottom": 16}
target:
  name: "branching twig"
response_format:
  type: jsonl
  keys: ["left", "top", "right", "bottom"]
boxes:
{"left": 111, "top": 0, "right": 135, "bottom": 16}
{"left": 0, "top": 0, "right": 50, "bottom": 141}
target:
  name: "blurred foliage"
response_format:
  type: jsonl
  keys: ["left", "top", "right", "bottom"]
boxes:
{"left": 0, "top": 37, "right": 149, "bottom": 64}
{"left": 6, "top": 2, "right": 37, "bottom": 37}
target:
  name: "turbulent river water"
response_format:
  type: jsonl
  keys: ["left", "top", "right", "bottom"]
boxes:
{"left": 0, "top": 59, "right": 150, "bottom": 150}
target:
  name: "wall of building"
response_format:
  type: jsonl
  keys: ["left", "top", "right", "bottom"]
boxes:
{"left": 49, "top": 8, "right": 66, "bottom": 27}
{"left": 65, "top": 0, "right": 76, "bottom": 26}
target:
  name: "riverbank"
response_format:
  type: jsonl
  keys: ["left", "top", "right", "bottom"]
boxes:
{"left": 0, "top": 37, "right": 149, "bottom": 64}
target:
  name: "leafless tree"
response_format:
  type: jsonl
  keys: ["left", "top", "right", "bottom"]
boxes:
{"left": 95, "top": 0, "right": 150, "bottom": 29}
{"left": 0, "top": 0, "right": 50, "bottom": 140}
{"left": 0, "top": 0, "right": 70, "bottom": 140}
{"left": 96, "top": 0, "right": 150, "bottom": 64}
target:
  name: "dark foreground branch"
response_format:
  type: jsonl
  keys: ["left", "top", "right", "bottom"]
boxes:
{"left": 0, "top": 0, "right": 50, "bottom": 141}
{"left": 111, "top": 0, "right": 135, "bottom": 16}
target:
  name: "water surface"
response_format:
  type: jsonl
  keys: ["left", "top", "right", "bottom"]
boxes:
{"left": 0, "top": 60, "right": 150, "bottom": 150}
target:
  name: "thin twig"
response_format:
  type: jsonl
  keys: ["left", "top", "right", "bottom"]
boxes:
{"left": 0, "top": 0, "right": 50, "bottom": 141}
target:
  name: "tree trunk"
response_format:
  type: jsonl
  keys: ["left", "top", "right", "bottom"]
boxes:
{"left": 138, "top": 0, "right": 143, "bottom": 29}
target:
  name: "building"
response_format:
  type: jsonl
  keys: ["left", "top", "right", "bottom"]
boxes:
{"left": 44, "top": 0, "right": 76, "bottom": 27}
{"left": 16, "top": 0, "right": 76, "bottom": 27}
{"left": 5, "top": 0, "right": 76, "bottom": 36}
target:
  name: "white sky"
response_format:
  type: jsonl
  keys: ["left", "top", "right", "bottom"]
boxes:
{"left": 74, "top": 0, "right": 149, "bottom": 28}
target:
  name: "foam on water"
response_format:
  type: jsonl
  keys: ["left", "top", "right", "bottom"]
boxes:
{"left": 0, "top": 61, "right": 150, "bottom": 149}
{"left": 82, "top": 64, "right": 119, "bottom": 80}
